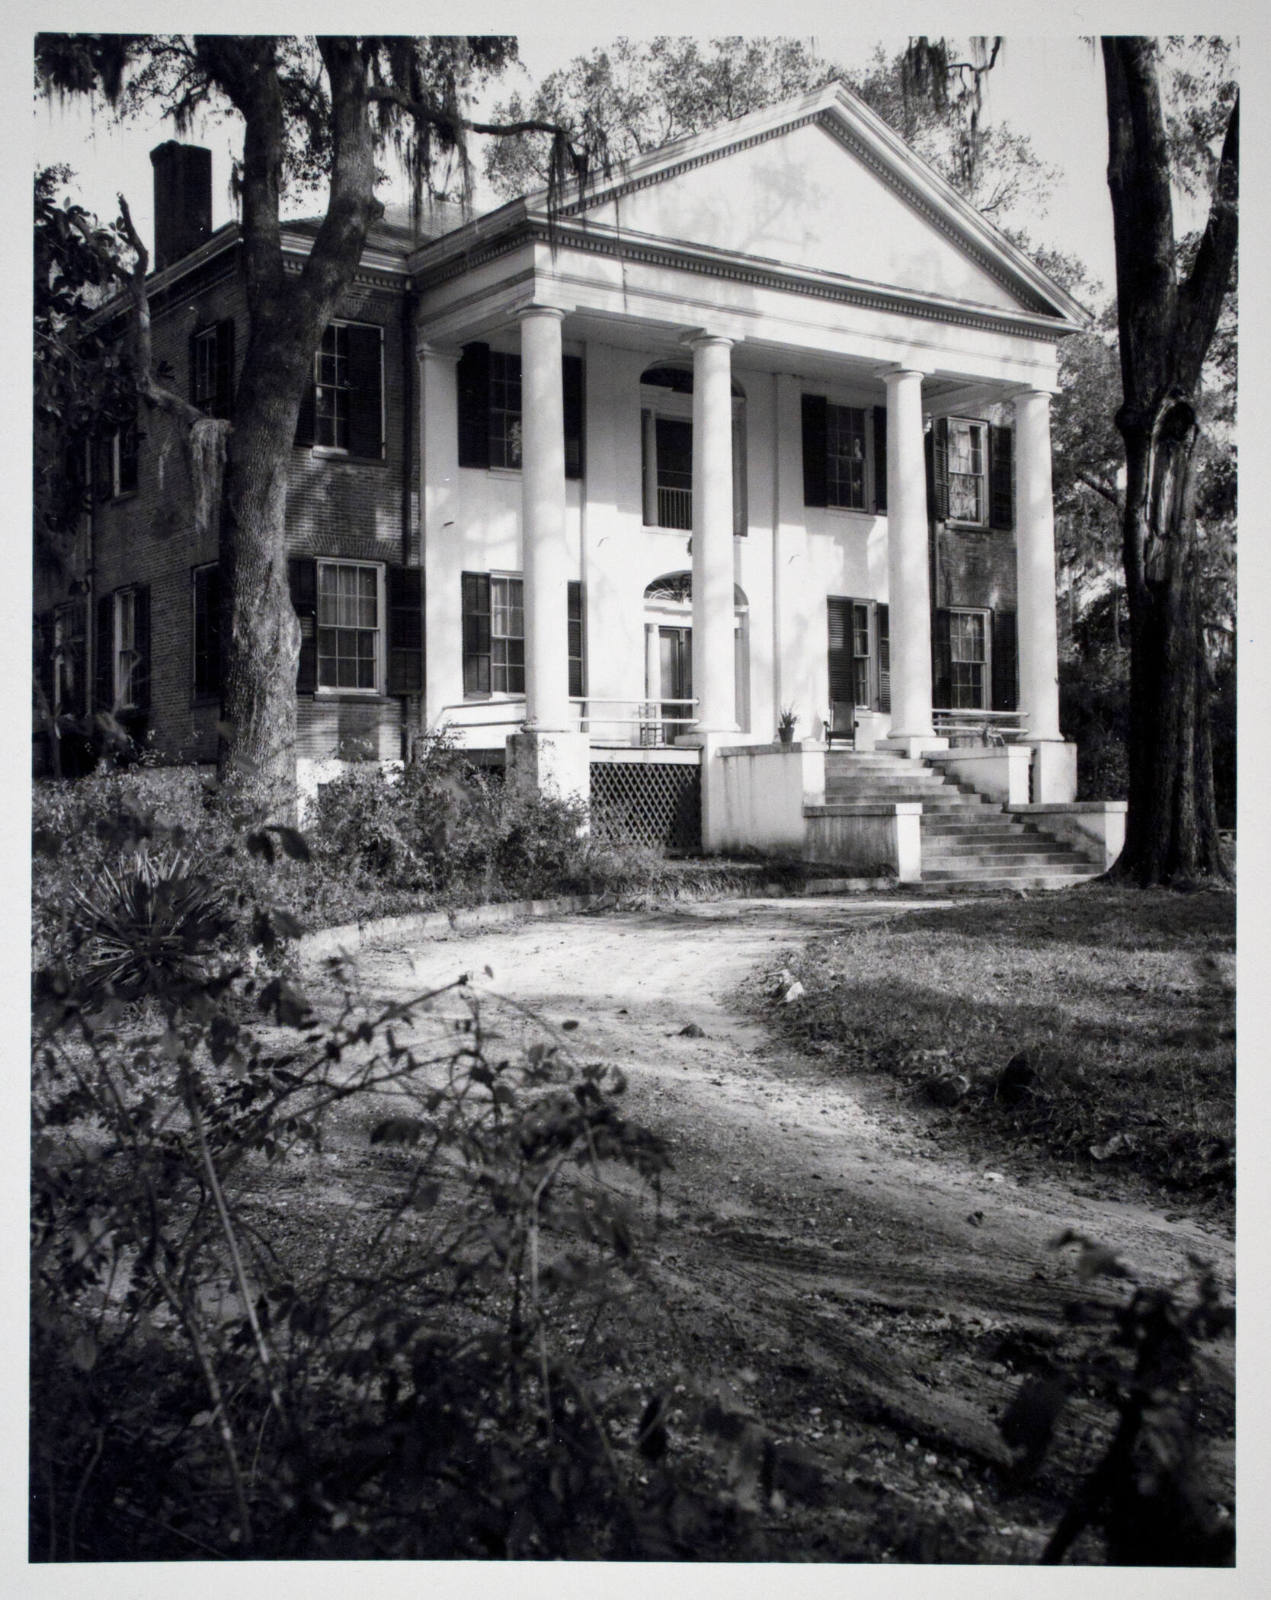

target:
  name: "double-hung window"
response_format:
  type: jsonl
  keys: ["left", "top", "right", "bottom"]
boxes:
{"left": 295, "top": 321, "right": 384, "bottom": 459}
{"left": 52, "top": 600, "right": 87, "bottom": 718}
{"left": 189, "top": 320, "right": 235, "bottom": 418}
{"left": 801, "top": 393, "right": 887, "bottom": 514}
{"left": 930, "top": 416, "right": 1014, "bottom": 530}
{"left": 289, "top": 558, "right": 421, "bottom": 696}
{"left": 826, "top": 404, "right": 868, "bottom": 511}
{"left": 456, "top": 342, "right": 584, "bottom": 478}
{"left": 948, "top": 610, "right": 989, "bottom": 709}
{"left": 95, "top": 584, "right": 150, "bottom": 715}
{"left": 461, "top": 572, "right": 584, "bottom": 699}
{"left": 96, "top": 417, "right": 139, "bottom": 500}
{"left": 316, "top": 562, "right": 381, "bottom": 691}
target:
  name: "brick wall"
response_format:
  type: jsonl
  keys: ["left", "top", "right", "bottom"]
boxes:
{"left": 87, "top": 248, "right": 417, "bottom": 766}
{"left": 931, "top": 524, "right": 1018, "bottom": 613}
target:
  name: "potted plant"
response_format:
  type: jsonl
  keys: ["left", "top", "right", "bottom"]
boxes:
{"left": 777, "top": 707, "right": 798, "bottom": 746}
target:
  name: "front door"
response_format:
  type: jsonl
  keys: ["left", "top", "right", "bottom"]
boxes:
{"left": 659, "top": 626, "right": 692, "bottom": 743}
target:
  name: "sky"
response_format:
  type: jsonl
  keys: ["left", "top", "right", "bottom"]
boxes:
{"left": 31, "top": 30, "right": 1211, "bottom": 306}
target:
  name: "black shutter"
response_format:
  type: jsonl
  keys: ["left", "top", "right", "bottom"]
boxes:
{"left": 457, "top": 342, "right": 491, "bottom": 469}
{"left": 989, "top": 424, "right": 1014, "bottom": 531}
{"left": 95, "top": 593, "right": 114, "bottom": 709}
{"left": 387, "top": 565, "right": 424, "bottom": 694}
{"left": 192, "top": 564, "right": 222, "bottom": 698}
{"left": 876, "top": 602, "right": 890, "bottom": 712}
{"left": 289, "top": 558, "right": 318, "bottom": 693}
{"left": 563, "top": 354, "right": 584, "bottom": 480}
{"left": 132, "top": 585, "right": 151, "bottom": 713}
{"left": 802, "top": 393, "right": 828, "bottom": 508}
{"left": 826, "top": 597, "right": 853, "bottom": 705}
{"left": 932, "top": 607, "right": 952, "bottom": 709}
{"left": 346, "top": 324, "right": 384, "bottom": 459}
{"left": 931, "top": 417, "right": 950, "bottom": 521}
{"left": 461, "top": 572, "right": 492, "bottom": 696}
{"left": 567, "top": 580, "right": 584, "bottom": 698}
{"left": 294, "top": 342, "right": 317, "bottom": 448}
{"left": 992, "top": 610, "right": 1019, "bottom": 711}
{"left": 872, "top": 405, "right": 888, "bottom": 513}
{"left": 188, "top": 327, "right": 200, "bottom": 407}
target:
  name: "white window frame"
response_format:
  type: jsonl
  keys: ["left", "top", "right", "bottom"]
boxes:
{"left": 308, "top": 320, "right": 385, "bottom": 457}
{"left": 52, "top": 601, "right": 84, "bottom": 718}
{"left": 315, "top": 559, "right": 385, "bottom": 695}
{"left": 191, "top": 325, "right": 221, "bottom": 413}
{"left": 949, "top": 607, "right": 991, "bottom": 710}
{"left": 946, "top": 417, "right": 989, "bottom": 528}
{"left": 113, "top": 587, "right": 140, "bottom": 710}
{"left": 489, "top": 572, "right": 525, "bottom": 695}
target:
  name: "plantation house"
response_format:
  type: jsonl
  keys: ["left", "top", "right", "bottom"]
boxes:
{"left": 36, "top": 83, "right": 1126, "bottom": 886}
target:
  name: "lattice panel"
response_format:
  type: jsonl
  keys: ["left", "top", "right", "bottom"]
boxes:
{"left": 590, "top": 761, "right": 701, "bottom": 853}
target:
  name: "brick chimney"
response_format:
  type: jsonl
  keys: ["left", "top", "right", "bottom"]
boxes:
{"left": 149, "top": 142, "right": 212, "bottom": 270}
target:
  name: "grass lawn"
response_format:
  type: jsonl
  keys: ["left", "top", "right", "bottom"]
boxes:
{"left": 770, "top": 884, "right": 1235, "bottom": 1210}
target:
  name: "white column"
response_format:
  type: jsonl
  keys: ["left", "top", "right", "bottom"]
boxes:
{"left": 519, "top": 305, "right": 570, "bottom": 730}
{"left": 883, "top": 367, "right": 936, "bottom": 744}
{"left": 419, "top": 343, "right": 461, "bottom": 729}
{"left": 1014, "top": 388, "right": 1063, "bottom": 743}
{"left": 689, "top": 334, "right": 736, "bottom": 733}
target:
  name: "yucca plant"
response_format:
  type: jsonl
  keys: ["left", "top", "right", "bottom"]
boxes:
{"left": 66, "top": 846, "right": 233, "bottom": 1001}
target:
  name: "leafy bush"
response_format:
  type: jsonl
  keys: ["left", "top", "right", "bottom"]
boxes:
{"left": 31, "top": 811, "right": 686, "bottom": 1559}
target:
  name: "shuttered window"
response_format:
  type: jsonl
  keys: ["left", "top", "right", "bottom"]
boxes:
{"left": 190, "top": 320, "right": 235, "bottom": 418}
{"left": 461, "top": 572, "right": 584, "bottom": 699}
{"left": 288, "top": 558, "right": 419, "bottom": 695}
{"left": 827, "top": 596, "right": 889, "bottom": 711}
{"left": 930, "top": 417, "right": 1014, "bottom": 529}
{"left": 294, "top": 322, "right": 384, "bottom": 459}
{"left": 456, "top": 342, "right": 584, "bottom": 478}
{"left": 802, "top": 395, "right": 886, "bottom": 512}
{"left": 95, "top": 585, "right": 149, "bottom": 712}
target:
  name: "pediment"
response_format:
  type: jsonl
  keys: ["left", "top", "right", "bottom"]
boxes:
{"left": 562, "top": 96, "right": 1075, "bottom": 323}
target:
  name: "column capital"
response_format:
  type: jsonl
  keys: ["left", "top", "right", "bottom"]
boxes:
{"left": 880, "top": 364, "right": 930, "bottom": 386}
{"left": 516, "top": 302, "right": 567, "bottom": 323}
{"left": 416, "top": 341, "right": 462, "bottom": 363}
{"left": 684, "top": 329, "right": 735, "bottom": 352}
{"left": 1011, "top": 384, "right": 1058, "bottom": 405}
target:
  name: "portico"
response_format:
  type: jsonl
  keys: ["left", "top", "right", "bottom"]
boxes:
{"left": 409, "top": 79, "right": 1087, "bottom": 835}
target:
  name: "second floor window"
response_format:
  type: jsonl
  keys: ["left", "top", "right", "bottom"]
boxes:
{"left": 457, "top": 342, "right": 584, "bottom": 479}
{"left": 295, "top": 321, "right": 384, "bottom": 459}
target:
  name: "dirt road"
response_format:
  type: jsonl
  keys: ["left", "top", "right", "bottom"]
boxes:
{"left": 343, "top": 897, "right": 1235, "bottom": 1561}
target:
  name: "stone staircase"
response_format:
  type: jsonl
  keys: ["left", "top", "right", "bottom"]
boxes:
{"left": 823, "top": 751, "right": 1103, "bottom": 890}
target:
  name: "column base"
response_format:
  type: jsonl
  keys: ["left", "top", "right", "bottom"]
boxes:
{"left": 505, "top": 729, "right": 591, "bottom": 813}
{"left": 877, "top": 734, "right": 950, "bottom": 759}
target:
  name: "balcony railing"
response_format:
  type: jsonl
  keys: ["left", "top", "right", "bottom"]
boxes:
{"left": 656, "top": 485, "right": 693, "bottom": 531}
{"left": 933, "top": 709, "right": 1030, "bottom": 747}
{"left": 435, "top": 697, "right": 700, "bottom": 750}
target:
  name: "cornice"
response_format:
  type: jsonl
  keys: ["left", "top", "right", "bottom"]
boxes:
{"left": 417, "top": 218, "right": 1077, "bottom": 344}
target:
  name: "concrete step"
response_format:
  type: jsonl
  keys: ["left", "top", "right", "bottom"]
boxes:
{"left": 922, "top": 837, "right": 1080, "bottom": 859}
{"left": 922, "top": 859, "right": 1101, "bottom": 883}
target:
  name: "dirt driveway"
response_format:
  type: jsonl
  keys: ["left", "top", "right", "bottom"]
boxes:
{"left": 338, "top": 896, "right": 1235, "bottom": 1561}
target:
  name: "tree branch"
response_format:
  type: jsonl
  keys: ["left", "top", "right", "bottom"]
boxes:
{"left": 1177, "top": 93, "right": 1239, "bottom": 383}
{"left": 115, "top": 195, "right": 207, "bottom": 430}
{"left": 1078, "top": 471, "right": 1124, "bottom": 511}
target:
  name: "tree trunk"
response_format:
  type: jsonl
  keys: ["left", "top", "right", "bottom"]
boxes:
{"left": 1114, "top": 400, "right": 1227, "bottom": 884}
{"left": 1101, "top": 38, "right": 1236, "bottom": 887}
